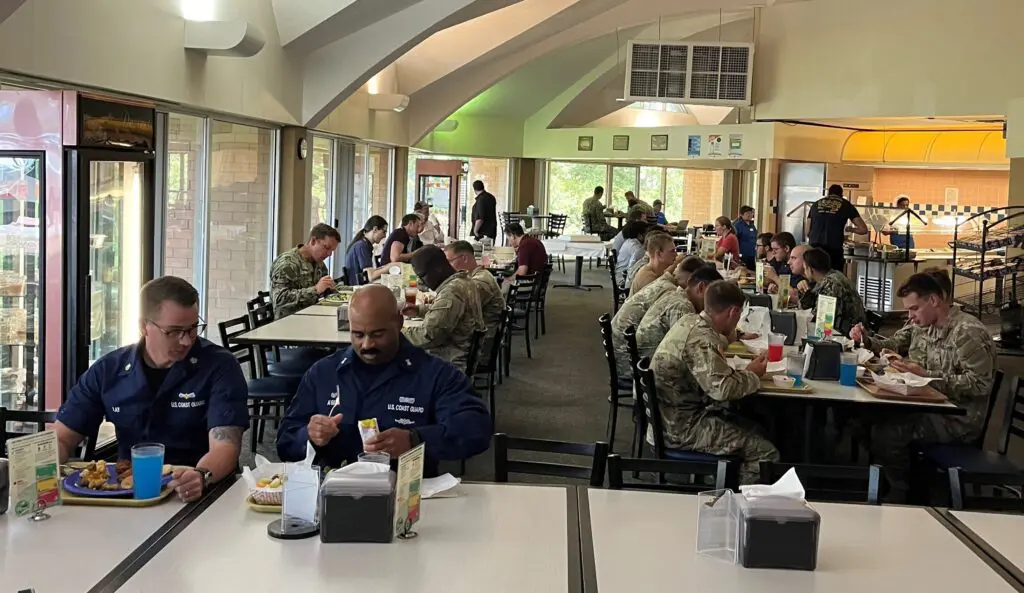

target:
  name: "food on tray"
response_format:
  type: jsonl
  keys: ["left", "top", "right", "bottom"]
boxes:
{"left": 256, "top": 474, "right": 284, "bottom": 489}
{"left": 120, "top": 475, "right": 134, "bottom": 490}
{"left": 78, "top": 460, "right": 122, "bottom": 491}
{"left": 323, "top": 291, "right": 353, "bottom": 304}
{"left": 162, "top": 464, "right": 173, "bottom": 476}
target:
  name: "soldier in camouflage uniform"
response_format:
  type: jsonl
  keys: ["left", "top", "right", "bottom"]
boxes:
{"left": 849, "top": 272, "right": 995, "bottom": 482}
{"left": 625, "top": 191, "right": 655, "bottom": 221}
{"left": 270, "top": 223, "right": 342, "bottom": 318}
{"left": 611, "top": 271, "right": 680, "bottom": 380}
{"left": 444, "top": 240, "right": 506, "bottom": 340}
{"left": 403, "top": 245, "right": 486, "bottom": 368}
{"left": 651, "top": 281, "right": 779, "bottom": 484}
{"left": 801, "top": 247, "right": 866, "bottom": 335}
{"left": 636, "top": 266, "right": 722, "bottom": 360}
{"left": 624, "top": 254, "right": 650, "bottom": 293}
{"left": 582, "top": 186, "right": 616, "bottom": 241}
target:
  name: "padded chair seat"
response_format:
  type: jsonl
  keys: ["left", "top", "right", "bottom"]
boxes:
{"left": 919, "top": 444, "right": 1024, "bottom": 474}
{"left": 616, "top": 379, "right": 633, "bottom": 391}
{"left": 664, "top": 449, "right": 734, "bottom": 463}
{"left": 266, "top": 355, "right": 315, "bottom": 378}
{"left": 246, "top": 375, "right": 300, "bottom": 399}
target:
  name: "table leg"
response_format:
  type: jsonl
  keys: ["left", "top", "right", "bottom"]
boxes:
{"left": 553, "top": 256, "right": 603, "bottom": 291}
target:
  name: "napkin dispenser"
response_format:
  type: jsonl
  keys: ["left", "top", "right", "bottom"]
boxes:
{"left": 737, "top": 496, "right": 820, "bottom": 571}
{"left": 319, "top": 465, "right": 396, "bottom": 544}
{"left": 336, "top": 304, "right": 350, "bottom": 332}
{"left": 804, "top": 340, "right": 841, "bottom": 380}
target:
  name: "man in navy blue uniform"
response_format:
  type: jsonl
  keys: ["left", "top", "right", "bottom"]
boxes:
{"left": 54, "top": 276, "right": 250, "bottom": 502}
{"left": 277, "top": 284, "right": 491, "bottom": 475}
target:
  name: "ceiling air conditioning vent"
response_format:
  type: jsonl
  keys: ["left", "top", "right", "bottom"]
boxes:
{"left": 624, "top": 40, "right": 753, "bottom": 106}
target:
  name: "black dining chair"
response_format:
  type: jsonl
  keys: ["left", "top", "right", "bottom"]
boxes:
{"left": 464, "top": 329, "right": 487, "bottom": 378}
{"left": 533, "top": 264, "right": 553, "bottom": 338}
{"left": 608, "top": 249, "right": 626, "bottom": 313}
{"left": 245, "top": 297, "right": 317, "bottom": 379}
{"left": 218, "top": 315, "right": 299, "bottom": 454}
{"left": 473, "top": 305, "right": 512, "bottom": 426}
{"left": 493, "top": 433, "right": 609, "bottom": 486}
{"left": 947, "top": 466, "right": 1024, "bottom": 511}
{"left": 598, "top": 314, "right": 634, "bottom": 450}
{"left": 909, "top": 372, "right": 1021, "bottom": 504}
{"left": 506, "top": 273, "right": 537, "bottom": 359}
{"left": 606, "top": 454, "right": 735, "bottom": 494}
{"left": 759, "top": 462, "right": 884, "bottom": 504}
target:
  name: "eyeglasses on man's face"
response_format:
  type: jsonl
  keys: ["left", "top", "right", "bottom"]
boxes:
{"left": 147, "top": 319, "right": 207, "bottom": 341}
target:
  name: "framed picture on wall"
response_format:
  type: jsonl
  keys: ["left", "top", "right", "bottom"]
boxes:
{"left": 651, "top": 134, "right": 669, "bottom": 151}
{"left": 612, "top": 135, "right": 630, "bottom": 151}
{"left": 577, "top": 136, "right": 594, "bottom": 151}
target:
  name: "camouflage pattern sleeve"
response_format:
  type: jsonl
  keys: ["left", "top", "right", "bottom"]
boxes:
{"left": 688, "top": 326, "right": 761, "bottom": 402}
{"left": 865, "top": 323, "right": 913, "bottom": 355}
{"left": 928, "top": 321, "right": 995, "bottom": 404}
{"left": 270, "top": 257, "right": 320, "bottom": 317}
{"left": 404, "top": 288, "right": 462, "bottom": 348}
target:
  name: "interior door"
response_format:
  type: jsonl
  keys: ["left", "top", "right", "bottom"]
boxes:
{"left": 65, "top": 150, "right": 155, "bottom": 389}
{"left": 418, "top": 174, "right": 453, "bottom": 237}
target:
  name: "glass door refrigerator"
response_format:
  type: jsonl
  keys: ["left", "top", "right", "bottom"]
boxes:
{"left": 63, "top": 94, "right": 156, "bottom": 396}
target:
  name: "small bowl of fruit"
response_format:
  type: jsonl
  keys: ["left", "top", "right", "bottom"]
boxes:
{"left": 250, "top": 474, "right": 285, "bottom": 506}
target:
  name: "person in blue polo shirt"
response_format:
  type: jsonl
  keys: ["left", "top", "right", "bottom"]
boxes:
{"left": 54, "top": 276, "right": 250, "bottom": 502}
{"left": 733, "top": 205, "right": 758, "bottom": 269}
{"left": 276, "top": 284, "right": 491, "bottom": 475}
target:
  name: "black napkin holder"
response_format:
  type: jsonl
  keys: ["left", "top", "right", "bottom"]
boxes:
{"left": 319, "top": 484, "right": 396, "bottom": 544}
{"left": 738, "top": 497, "right": 820, "bottom": 571}
{"left": 804, "top": 340, "right": 841, "bottom": 380}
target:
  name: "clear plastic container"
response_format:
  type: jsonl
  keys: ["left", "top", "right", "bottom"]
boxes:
{"left": 695, "top": 489, "right": 740, "bottom": 564}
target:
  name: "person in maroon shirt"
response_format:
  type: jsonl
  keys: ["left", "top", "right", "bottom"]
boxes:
{"left": 505, "top": 222, "right": 547, "bottom": 278}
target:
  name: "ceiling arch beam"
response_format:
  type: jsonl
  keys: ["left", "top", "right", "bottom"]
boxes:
{"left": 404, "top": 0, "right": 763, "bottom": 144}
{"left": 301, "top": 0, "right": 525, "bottom": 127}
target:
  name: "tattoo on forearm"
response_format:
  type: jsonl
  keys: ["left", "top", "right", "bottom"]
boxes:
{"left": 210, "top": 426, "right": 243, "bottom": 445}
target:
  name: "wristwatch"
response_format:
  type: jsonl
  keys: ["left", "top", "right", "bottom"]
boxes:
{"left": 195, "top": 467, "right": 214, "bottom": 493}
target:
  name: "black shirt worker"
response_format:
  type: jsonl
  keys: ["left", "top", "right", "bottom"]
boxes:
{"left": 471, "top": 180, "right": 498, "bottom": 241}
{"left": 805, "top": 184, "right": 868, "bottom": 273}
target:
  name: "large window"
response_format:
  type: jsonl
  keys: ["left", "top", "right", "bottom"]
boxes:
{"left": 546, "top": 162, "right": 607, "bottom": 234}
{"left": 206, "top": 122, "right": 276, "bottom": 339}
{"left": 610, "top": 166, "right": 638, "bottom": 210}
{"left": 310, "top": 135, "right": 333, "bottom": 227}
{"left": 544, "top": 161, "right": 725, "bottom": 231}
{"left": 164, "top": 114, "right": 205, "bottom": 287}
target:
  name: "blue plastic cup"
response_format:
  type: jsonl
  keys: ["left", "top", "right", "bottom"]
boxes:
{"left": 839, "top": 352, "right": 859, "bottom": 387}
{"left": 131, "top": 443, "right": 165, "bottom": 499}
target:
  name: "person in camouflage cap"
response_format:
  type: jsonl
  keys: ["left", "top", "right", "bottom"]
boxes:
{"left": 801, "top": 247, "right": 866, "bottom": 335}
{"left": 636, "top": 265, "right": 722, "bottom": 360}
{"left": 403, "top": 245, "right": 486, "bottom": 369}
{"left": 651, "top": 280, "right": 777, "bottom": 484}
{"left": 849, "top": 271, "right": 996, "bottom": 491}
{"left": 270, "top": 223, "right": 341, "bottom": 318}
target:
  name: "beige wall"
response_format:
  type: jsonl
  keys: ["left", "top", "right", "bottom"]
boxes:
{"left": 755, "top": 0, "right": 1024, "bottom": 120}
{"left": 0, "top": 0, "right": 301, "bottom": 123}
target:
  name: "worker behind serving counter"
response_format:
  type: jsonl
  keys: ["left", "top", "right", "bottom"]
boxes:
{"left": 882, "top": 195, "right": 916, "bottom": 250}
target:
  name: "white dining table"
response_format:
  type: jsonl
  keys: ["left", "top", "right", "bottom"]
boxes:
{"left": 234, "top": 314, "right": 423, "bottom": 348}
{"left": 293, "top": 304, "right": 343, "bottom": 317}
{"left": 950, "top": 510, "right": 1024, "bottom": 580}
{"left": 757, "top": 378, "right": 962, "bottom": 414}
{"left": 111, "top": 482, "right": 579, "bottom": 593}
{"left": 582, "top": 488, "right": 1019, "bottom": 593}
{"left": 0, "top": 499, "right": 188, "bottom": 593}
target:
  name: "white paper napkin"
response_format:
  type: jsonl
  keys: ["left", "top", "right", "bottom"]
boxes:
{"left": 422, "top": 474, "right": 462, "bottom": 498}
{"left": 739, "top": 467, "right": 805, "bottom": 500}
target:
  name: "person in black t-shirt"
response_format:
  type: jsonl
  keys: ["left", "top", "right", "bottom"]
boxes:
{"left": 805, "top": 184, "right": 868, "bottom": 273}
{"left": 471, "top": 180, "right": 498, "bottom": 240}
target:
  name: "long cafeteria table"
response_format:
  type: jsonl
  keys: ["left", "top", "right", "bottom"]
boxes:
{"left": 1, "top": 492, "right": 202, "bottom": 593}
{"left": 938, "top": 509, "right": 1024, "bottom": 588}
{"left": 107, "top": 481, "right": 581, "bottom": 593}
{"left": 578, "top": 487, "right": 1023, "bottom": 593}
{"left": 234, "top": 313, "right": 423, "bottom": 348}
